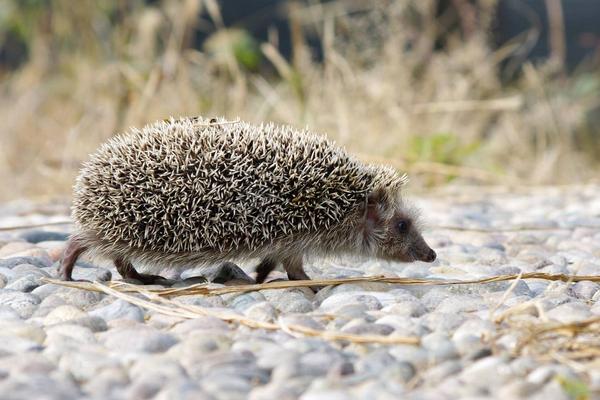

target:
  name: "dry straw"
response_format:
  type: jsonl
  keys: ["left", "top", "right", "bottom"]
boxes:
{"left": 42, "top": 272, "right": 600, "bottom": 348}
{"left": 43, "top": 272, "right": 600, "bottom": 298}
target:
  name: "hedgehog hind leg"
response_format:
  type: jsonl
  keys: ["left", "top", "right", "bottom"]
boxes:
{"left": 58, "top": 237, "right": 88, "bottom": 281}
{"left": 114, "top": 258, "right": 165, "bottom": 284}
{"left": 255, "top": 256, "right": 278, "bottom": 284}
{"left": 282, "top": 254, "right": 310, "bottom": 281}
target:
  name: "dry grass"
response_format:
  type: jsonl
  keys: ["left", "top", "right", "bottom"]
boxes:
{"left": 43, "top": 272, "right": 600, "bottom": 297}
{"left": 0, "top": 0, "right": 599, "bottom": 201}
{"left": 52, "top": 278, "right": 421, "bottom": 345}
{"left": 42, "top": 272, "right": 600, "bottom": 355}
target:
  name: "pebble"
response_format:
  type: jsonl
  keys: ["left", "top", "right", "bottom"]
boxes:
{"left": 19, "top": 230, "right": 69, "bottom": 244}
{"left": 89, "top": 299, "right": 145, "bottom": 322}
{"left": 101, "top": 327, "right": 178, "bottom": 354}
{"left": 546, "top": 302, "right": 592, "bottom": 323}
{"left": 0, "top": 188, "right": 597, "bottom": 398}
{"left": 43, "top": 305, "right": 88, "bottom": 326}
{"left": 5, "top": 275, "right": 43, "bottom": 292}
{"left": 0, "top": 290, "right": 40, "bottom": 318}
{"left": 211, "top": 261, "right": 255, "bottom": 284}
{"left": 0, "top": 256, "right": 51, "bottom": 269}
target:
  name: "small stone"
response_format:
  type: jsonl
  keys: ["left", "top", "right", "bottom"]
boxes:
{"left": 0, "top": 374, "right": 82, "bottom": 399}
{"left": 570, "top": 281, "right": 599, "bottom": 300}
{"left": 424, "top": 360, "right": 462, "bottom": 383}
{"left": 45, "top": 324, "right": 97, "bottom": 345}
{"left": 12, "top": 263, "right": 50, "bottom": 278}
{"left": 389, "top": 345, "right": 429, "bottom": 369}
{"left": 435, "top": 294, "right": 486, "bottom": 314}
{"left": 43, "top": 305, "right": 88, "bottom": 326}
{"left": 0, "top": 290, "right": 40, "bottom": 318}
{"left": 574, "top": 262, "right": 600, "bottom": 276}
{"left": 421, "top": 332, "right": 459, "bottom": 363}
{"left": 529, "top": 380, "right": 571, "bottom": 400}
{"left": 0, "top": 305, "right": 21, "bottom": 320}
{"left": 82, "top": 367, "right": 129, "bottom": 398}
{"left": 318, "top": 292, "right": 382, "bottom": 313}
{"left": 31, "top": 284, "right": 63, "bottom": 300}
{"left": 59, "top": 350, "right": 123, "bottom": 382}
{"left": 0, "top": 321, "right": 46, "bottom": 343}
{"left": 102, "top": 327, "right": 178, "bottom": 354}
{"left": 0, "top": 335, "right": 43, "bottom": 354}
{"left": 19, "top": 230, "right": 69, "bottom": 244}
{"left": 54, "top": 287, "right": 104, "bottom": 308}
{"left": 244, "top": 301, "right": 277, "bottom": 322}
{"left": 0, "top": 256, "right": 51, "bottom": 269}
{"left": 261, "top": 288, "right": 314, "bottom": 313}
{"left": 546, "top": 302, "right": 592, "bottom": 323}
{"left": 0, "top": 273, "right": 6, "bottom": 288}
{"left": 89, "top": 299, "right": 144, "bottom": 322}
{"left": 342, "top": 322, "right": 394, "bottom": 336}
{"left": 527, "top": 364, "right": 578, "bottom": 385}
{"left": 69, "top": 265, "right": 112, "bottom": 281}
{"left": 212, "top": 261, "right": 254, "bottom": 284}
{"left": 421, "top": 312, "right": 465, "bottom": 334}
{"left": 460, "top": 356, "right": 513, "bottom": 388}
{"left": 0, "top": 241, "right": 36, "bottom": 256}
{"left": 169, "top": 317, "right": 229, "bottom": 335}
{"left": 377, "top": 312, "right": 425, "bottom": 330}
{"left": 380, "top": 301, "right": 426, "bottom": 317}
{"left": 5, "top": 275, "right": 43, "bottom": 292}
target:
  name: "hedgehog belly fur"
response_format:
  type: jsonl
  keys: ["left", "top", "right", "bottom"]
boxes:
{"left": 71, "top": 116, "right": 406, "bottom": 269}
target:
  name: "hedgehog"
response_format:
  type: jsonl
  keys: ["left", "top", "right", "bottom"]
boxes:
{"left": 59, "top": 116, "right": 436, "bottom": 284}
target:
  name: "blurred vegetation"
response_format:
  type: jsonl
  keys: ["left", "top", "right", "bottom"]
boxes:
{"left": 0, "top": 0, "right": 599, "bottom": 201}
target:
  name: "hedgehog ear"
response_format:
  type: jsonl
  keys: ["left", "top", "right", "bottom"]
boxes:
{"left": 364, "top": 187, "right": 387, "bottom": 225}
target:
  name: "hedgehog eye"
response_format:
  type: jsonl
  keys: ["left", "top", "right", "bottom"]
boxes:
{"left": 396, "top": 220, "right": 409, "bottom": 234}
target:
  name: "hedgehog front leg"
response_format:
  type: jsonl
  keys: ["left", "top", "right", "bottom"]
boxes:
{"left": 58, "top": 237, "right": 88, "bottom": 281}
{"left": 282, "top": 253, "right": 310, "bottom": 281}
{"left": 114, "top": 258, "right": 165, "bottom": 284}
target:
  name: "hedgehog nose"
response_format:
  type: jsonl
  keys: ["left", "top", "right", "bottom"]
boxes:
{"left": 424, "top": 249, "right": 436, "bottom": 262}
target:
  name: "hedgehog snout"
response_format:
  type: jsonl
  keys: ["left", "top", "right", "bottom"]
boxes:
{"left": 423, "top": 248, "right": 436, "bottom": 262}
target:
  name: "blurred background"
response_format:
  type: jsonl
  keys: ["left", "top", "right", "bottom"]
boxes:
{"left": 0, "top": 0, "right": 599, "bottom": 202}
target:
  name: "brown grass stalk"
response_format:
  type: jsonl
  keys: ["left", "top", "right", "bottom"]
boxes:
{"left": 79, "top": 280, "right": 420, "bottom": 345}
{"left": 42, "top": 272, "right": 600, "bottom": 298}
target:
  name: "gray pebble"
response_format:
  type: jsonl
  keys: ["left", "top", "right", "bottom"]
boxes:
{"left": 546, "top": 302, "right": 592, "bottom": 323}
{"left": 0, "top": 335, "right": 43, "bottom": 355}
{"left": 19, "top": 230, "right": 69, "bottom": 244}
{"left": 102, "top": 327, "right": 178, "bottom": 354}
{"left": 421, "top": 332, "right": 459, "bottom": 363}
{"left": 570, "top": 280, "right": 599, "bottom": 300}
{"left": 211, "top": 261, "right": 254, "bottom": 284}
{"left": 0, "top": 290, "right": 40, "bottom": 318}
{"left": 243, "top": 301, "right": 277, "bottom": 322}
{"left": 261, "top": 288, "right": 314, "bottom": 313}
{"left": 0, "top": 305, "right": 22, "bottom": 320}
{"left": 0, "top": 256, "right": 51, "bottom": 269}
{"left": 89, "top": 299, "right": 145, "bottom": 322}
{"left": 460, "top": 356, "right": 513, "bottom": 388}
{"left": 342, "top": 322, "right": 394, "bottom": 336}
{"left": 0, "top": 374, "right": 82, "bottom": 399}
{"left": 319, "top": 292, "right": 382, "bottom": 312}
{"left": 5, "top": 275, "right": 43, "bottom": 292}
{"left": 59, "top": 349, "right": 123, "bottom": 382}
{"left": 54, "top": 287, "right": 105, "bottom": 308}
{"left": 424, "top": 360, "right": 462, "bottom": 383}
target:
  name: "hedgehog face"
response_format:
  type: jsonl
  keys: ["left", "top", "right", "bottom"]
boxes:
{"left": 363, "top": 188, "right": 436, "bottom": 263}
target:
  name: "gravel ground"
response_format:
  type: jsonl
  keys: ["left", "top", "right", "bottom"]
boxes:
{"left": 0, "top": 186, "right": 599, "bottom": 399}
